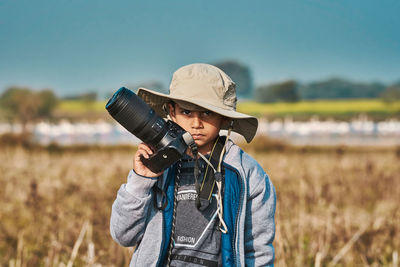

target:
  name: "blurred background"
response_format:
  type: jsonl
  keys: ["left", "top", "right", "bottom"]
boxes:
{"left": 1, "top": 0, "right": 399, "bottom": 266}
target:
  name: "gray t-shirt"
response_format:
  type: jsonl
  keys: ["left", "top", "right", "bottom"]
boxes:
{"left": 170, "top": 156, "right": 221, "bottom": 267}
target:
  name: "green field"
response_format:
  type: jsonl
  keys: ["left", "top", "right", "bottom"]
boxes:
{"left": 58, "top": 100, "right": 108, "bottom": 113}
{"left": 238, "top": 99, "right": 400, "bottom": 118}
{"left": 56, "top": 99, "right": 400, "bottom": 120}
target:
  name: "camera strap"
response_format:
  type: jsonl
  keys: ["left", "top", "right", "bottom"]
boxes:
{"left": 196, "top": 135, "right": 226, "bottom": 210}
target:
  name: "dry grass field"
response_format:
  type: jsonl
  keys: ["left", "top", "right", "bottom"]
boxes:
{"left": 1, "top": 143, "right": 399, "bottom": 266}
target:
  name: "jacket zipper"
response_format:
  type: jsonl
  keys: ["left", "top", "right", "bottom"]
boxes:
{"left": 234, "top": 172, "right": 244, "bottom": 266}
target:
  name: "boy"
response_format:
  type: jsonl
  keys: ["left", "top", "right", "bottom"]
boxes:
{"left": 110, "top": 63, "right": 276, "bottom": 266}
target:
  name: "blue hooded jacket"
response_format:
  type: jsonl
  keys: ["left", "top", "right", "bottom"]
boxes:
{"left": 110, "top": 140, "right": 276, "bottom": 266}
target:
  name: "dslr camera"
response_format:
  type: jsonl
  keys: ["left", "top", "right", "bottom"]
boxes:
{"left": 106, "top": 87, "right": 196, "bottom": 173}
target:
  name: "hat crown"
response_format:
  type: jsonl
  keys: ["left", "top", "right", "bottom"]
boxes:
{"left": 169, "top": 63, "right": 237, "bottom": 111}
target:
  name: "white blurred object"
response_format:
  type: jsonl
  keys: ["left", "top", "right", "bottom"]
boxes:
{"left": 1, "top": 117, "right": 399, "bottom": 146}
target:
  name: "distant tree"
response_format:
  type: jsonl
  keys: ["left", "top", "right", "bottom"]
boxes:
{"left": 213, "top": 60, "right": 253, "bottom": 98}
{"left": 0, "top": 87, "right": 39, "bottom": 127}
{"left": 255, "top": 84, "right": 276, "bottom": 103}
{"left": 255, "top": 80, "right": 299, "bottom": 103}
{"left": 37, "top": 89, "right": 59, "bottom": 117}
{"left": 299, "top": 78, "right": 386, "bottom": 99}
{"left": 380, "top": 86, "right": 400, "bottom": 103}
{"left": 0, "top": 87, "right": 59, "bottom": 132}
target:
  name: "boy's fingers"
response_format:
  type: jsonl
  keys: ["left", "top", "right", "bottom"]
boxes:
{"left": 138, "top": 143, "right": 153, "bottom": 155}
{"left": 135, "top": 149, "right": 149, "bottom": 159}
{"left": 140, "top": 152, "right": 149, "bottom": 159}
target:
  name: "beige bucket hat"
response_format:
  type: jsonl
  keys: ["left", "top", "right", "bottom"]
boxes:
{"left": 137, "top": 63, "right": 258, "bottom": 143}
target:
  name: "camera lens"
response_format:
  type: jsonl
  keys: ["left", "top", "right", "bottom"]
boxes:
{"left": 106, "top": 87, "right": 168, "bottom": 148}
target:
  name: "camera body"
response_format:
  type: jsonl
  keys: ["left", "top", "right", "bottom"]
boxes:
{"left": 140, "top": 119, "right": 189, "bottom": 173}
{"left": 106, "top": 87, "right": 195, "bottom": 173}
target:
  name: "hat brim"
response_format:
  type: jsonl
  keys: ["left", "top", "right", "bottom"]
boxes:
{"left": 137, "top": 87, "right": 258, "bottom": 143}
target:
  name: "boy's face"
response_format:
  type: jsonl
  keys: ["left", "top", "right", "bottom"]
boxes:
{"left": 168, "top": 103, "right": 227, "bottom": 155}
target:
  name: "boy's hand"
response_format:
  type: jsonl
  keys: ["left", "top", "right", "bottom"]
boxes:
{"left": 133, "top": 143, "right": 164, "bottom": 178}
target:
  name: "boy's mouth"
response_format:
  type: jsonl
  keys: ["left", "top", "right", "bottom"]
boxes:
{"left": 191, "top": 134, "right": 204, "bottom": 140}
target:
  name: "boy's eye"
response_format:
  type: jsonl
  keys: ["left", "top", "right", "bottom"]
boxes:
{"left": 203, "top": 111, "right": 213, "bottom": 116}
{"left": 182, "top": 109, "right": 191, "bottom": 115}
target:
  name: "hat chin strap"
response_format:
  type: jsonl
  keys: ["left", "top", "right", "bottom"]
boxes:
{"left": 197, "top": 122, "right": 233, "bottom": 234}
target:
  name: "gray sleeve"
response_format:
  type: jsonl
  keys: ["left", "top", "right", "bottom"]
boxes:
{"left": 244, "top": 172, "right": 276, "bottom": 266}
{"left": 110, "top": 169, "right": 158, "bottom": 247}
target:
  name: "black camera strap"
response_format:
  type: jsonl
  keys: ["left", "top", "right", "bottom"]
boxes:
{"left": 196, "top": 135, "right": 226, "bottom": 210}
{"left": 153, "top": 184, "right": 168, "bottom": 211}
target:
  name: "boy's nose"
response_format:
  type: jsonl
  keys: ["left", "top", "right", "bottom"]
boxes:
{"left": 191, "top": 115, "right": 203, "bottom": 128}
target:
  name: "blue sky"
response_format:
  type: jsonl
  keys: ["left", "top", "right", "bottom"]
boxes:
{"left": 1, "top": 0, "right": 399, "bottom": 97}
